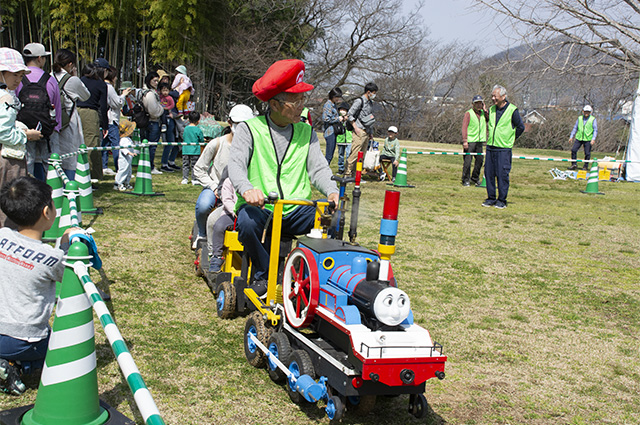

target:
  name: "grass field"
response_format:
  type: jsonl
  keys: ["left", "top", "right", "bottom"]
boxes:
{"left": 1, "top": 140, "right": 639, "bottom": 425}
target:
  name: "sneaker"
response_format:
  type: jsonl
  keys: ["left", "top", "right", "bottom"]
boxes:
{"left": 113, "top": 184, "right": 119, "bottom": 191}
{"left": 102, "top": 168, "right": 116, "bottom": 176}
{"left": 462, "top": 181, "right": 470, "bottom": 187}
{"left": 126, "top": 184, "right": 134, "bottom": 190}
{"left": 0, "top": 359, "right": 26, "bottom": 396}
{"left": 494, "top": 200, "right": 507, "bottom": 209}
{"left": 475, "top": 181, "right": 484, "bottom": 187}
{"left": 252, "top": 280, "right": 268, "bottom": 299}
{"left": 151, "top": 168, "right": 163, "bottom": 175}
{"left": 117, "top": 184, "right": 128, "bottom": 192}
{"left": 160, "top": 165, "right": 174, "bottom": 173}
{"left": 482, "top": 199, "right": 496, "bottom": 207}
{"left": 192, "top": 181, "right": 198, "bottom": 186}
{"left": 379, "top": 172, "right": 386, "bottom": 181}
{"left": 567, "top": 165, "right": 577, "bottom": 170}
{"left": 209, "top": 256, "right": 224, "bottom": 273}
{"left": 181, "top": 179, "right": 188, "bottom": 185}
{"left": 161, "top": 124, "right": 167, "bottom": 133}
{"left": 168, "top": 162, "right": 180, "bottom": 170}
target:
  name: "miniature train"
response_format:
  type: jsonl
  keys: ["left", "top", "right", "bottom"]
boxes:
{"left": 190, "top": 166, "right": 446, "bottom": 420}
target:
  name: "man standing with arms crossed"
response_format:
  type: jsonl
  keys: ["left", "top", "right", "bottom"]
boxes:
{"left": 229, "top": 59, "right": 339, "bottom": 297}
{"left": 461, "top": 95, "right": 487, "bottom": 186}
{"left": 568, "top": 105, "right": 597, "bottom": 171}
{"left": 482, "top": 85, "right": 525, "bottom": 209}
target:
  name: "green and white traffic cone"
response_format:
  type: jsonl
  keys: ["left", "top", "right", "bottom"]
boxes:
{"left": 43, "top": 154, "right": 65, "bottom": 241}
{"left": 57, "top": 183, "right": 74, "bottom": 236}
{"left": 75, "top": 144, "right": 103, "bottom": 215}
{"left": 476, "top": 175, "right": 486, "bottom": 188}
{"left": 66, "top": 180, "right": 83, "bottom": 228}
{"left": 393, "top": 149, "right": 415, "bottom": 188}
{"left": 128, "top": 140, "right": 164, "bottom": 197}
{"left": 581, "top": 158, "right": 604, "bottom": 195}
{"left": 20, "top": 241, "right": 109, "bottom": 425}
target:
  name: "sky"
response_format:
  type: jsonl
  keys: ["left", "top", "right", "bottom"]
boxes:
{"left": 403, "top": 0, "right": 517, "bottom": 57}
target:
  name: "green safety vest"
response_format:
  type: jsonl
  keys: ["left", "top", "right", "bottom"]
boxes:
{"left": 301, "top": 107, "right": 311, "bottom": 124}
{"left": 466, "top": 109, "right": 487, "bottom": 143}
{"left": 336, "top": 122, "right": 352, "bottom": 145}
{"left": 236, "top": 116, "right": 312, "bottom": 215}
{"left": 488, "top": 103, "right": 517, "bottom": 148}
{"left": 576, "top": 115, "right": 595, "bottom": 141}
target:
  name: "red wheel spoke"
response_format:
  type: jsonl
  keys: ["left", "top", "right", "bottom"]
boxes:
{"left": 288, "top": 289, "right": 296, "bottom": 300}
{"left": 300, "top": 290, "right": 308, "bottom": 306}
{"left": 297, "top": 261, "right": 305, "bottom": 281}
{"left": 300, "top": 276, "right": 309, "bottom": 290}
{"left": 296, "top": 295, "right": 301, "bottom": 317}
{"left": 290, "top": 264, "right": 298, "bottom": 281}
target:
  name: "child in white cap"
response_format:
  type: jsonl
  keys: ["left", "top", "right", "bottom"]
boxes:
{"left": 380, "top": 126, "right": 400, "bottom": 182}
{"left": 172, "top": 65, "right": 193, "bottom": 116}
{"left": 0, "top": 48, "right": 43, "bottom": 228}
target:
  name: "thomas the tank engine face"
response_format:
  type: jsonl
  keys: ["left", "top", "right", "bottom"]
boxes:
{"left": 373, "top": 287, "right": 411, "bottom": 326}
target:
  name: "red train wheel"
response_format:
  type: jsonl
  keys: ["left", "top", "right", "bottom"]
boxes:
{"left": 283, "top": 248, "right": 319, "bottom": 328}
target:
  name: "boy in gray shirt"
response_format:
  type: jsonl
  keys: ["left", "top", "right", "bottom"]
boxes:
{"left": 0, "top": 176, "right": 74, "bottom": 395}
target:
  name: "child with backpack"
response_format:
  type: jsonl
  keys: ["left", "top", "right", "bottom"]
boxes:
{"left": 335, "top": 102, "right": 352, "bottom": 174}
{"left": 15, "top": 43, "right": 62, "bottom": 182}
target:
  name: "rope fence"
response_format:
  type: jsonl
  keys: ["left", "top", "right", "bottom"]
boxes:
{"left": 405, "top": 150, "right": 636, "bottom": 164}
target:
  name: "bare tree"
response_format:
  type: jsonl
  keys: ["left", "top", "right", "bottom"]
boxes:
{"left": 474, "top": 0, "right": 640, "bottom": 77}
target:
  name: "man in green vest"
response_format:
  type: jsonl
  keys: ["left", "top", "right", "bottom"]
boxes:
{"left": 229, "top": 59, "right": 339, "bottom": 297}
{"left": 482, "top": 85, "right": 525, "bottom": 209}
{"left": 568, "top": 105, "right": 597, "bottom": 170}
{"left": 461, "top": 95, "right": 488, "bottom": 186}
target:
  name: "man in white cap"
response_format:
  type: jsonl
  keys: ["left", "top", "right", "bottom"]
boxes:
{"left": 229, "top": 59, "right": 338, "bottom": 297}
{"left": 15, "top": 43, "right": 62, "bottom": 181}
{"left": 568, "top": 105, "right": 597, "bottom": 170}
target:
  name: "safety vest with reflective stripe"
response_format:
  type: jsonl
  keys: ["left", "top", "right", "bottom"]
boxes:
{"left": 466, "top": 109, "right": 487, "bottom": 143}
{"left": 236, "top": 116, "right": 312, "bottom": 215}
{"left": 488, "top": 103, "right": 517, "bottom": 148}
{"left": 576, "top": 115, "right": 595, "bottom": 141}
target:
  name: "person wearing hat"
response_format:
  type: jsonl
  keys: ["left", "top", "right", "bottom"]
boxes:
{"left": 193, "top": 104, "right": 254, "bottom": 248}
{"left": 568, "top": 105, "right": 597, "bottom": 170}
{"left": 114, "top": 120, "right": 137, "bottom": 191}
{"left": 229, "top": 59, "right": 339, "bottom": 297}
{"left": 379, "top": 125, "right": 401, "bottom": 182}
{"left": 15, "top": 43, "right": 62, "bottom": 181}
{"left": 156, "top": 69, "right": 170, "bottom": 85}
{"left": 172, "top": 65, "right": 193, "bottom": 116}
{"left": 482, "top": 85, "right": 525, "bottom": 209}
{"left": 0, "top": 47, "right": 43, "bottom": 228}
{"left": 461, "top": 95, "right": 488, "bottom": 186}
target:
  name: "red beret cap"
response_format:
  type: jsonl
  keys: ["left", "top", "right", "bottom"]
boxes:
{"left": 252, "top": 59, "right": 314, "bottom": 102}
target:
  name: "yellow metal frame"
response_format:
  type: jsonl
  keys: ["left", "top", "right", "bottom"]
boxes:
{"left": 222, "top": 231, "right": 245, "bottom": 281}
{"left": 243, "top": 199, "right": 330, "bottom": 325}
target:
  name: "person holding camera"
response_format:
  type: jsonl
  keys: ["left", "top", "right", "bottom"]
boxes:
{"left": 345, "top": 82, "right": 378, "bottom": 177}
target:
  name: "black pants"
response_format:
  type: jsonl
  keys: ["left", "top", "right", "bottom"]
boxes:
{"left": 485, "top": 146, "right": 512, "bottom": 203}
{"left": 462, "top": 142, "right": 484, "bottom": 183}
{"left": 571, "top": 139, "right": 592, "bottom": 168}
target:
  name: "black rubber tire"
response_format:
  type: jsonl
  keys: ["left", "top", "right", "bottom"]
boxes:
{"left": 409, "top": 393, "right": 428, "bottom": 419}
{"left": 326, "top": 395, "right": 345, "bottom": 421}
{"left": 287, "top": 349, "right": 315, "bottom": 404}
{"left": 347, "top": 394, "right": 376, "bottom": 415}
{"left": 216, "top": 281, "right": 236, "bottom": 319}
{"left": 267, "top": 332, "right": 292, "bottom": 383}
{"left": 243, "top": 311, "right": 272, "bottom": 368}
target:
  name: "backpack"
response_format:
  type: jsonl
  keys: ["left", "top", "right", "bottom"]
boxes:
{"left": 129, "top": 89, "right": 150, "bottom": 129}
{"left": 17, "top": 73, "right": 56, "bottom": 138}
{"left": 57, "top": 73, "right": 73, "bottom": 130}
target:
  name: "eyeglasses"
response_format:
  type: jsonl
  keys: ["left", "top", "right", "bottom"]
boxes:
{"left": 277, "top": 97, "right": 305, "bottom": 108}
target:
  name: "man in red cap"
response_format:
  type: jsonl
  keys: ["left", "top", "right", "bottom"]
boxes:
{"left": 229, "top": 59, "right": 339, "bottom": 297}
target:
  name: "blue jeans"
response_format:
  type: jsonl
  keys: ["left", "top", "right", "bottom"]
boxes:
{"left": 485, "top": 146, "right": 512, "bottom": 203}
{"left": 141, "top": 121, "right": 161, "bottom": 169}
{"left": 324, "top": 132, "right": 337, "bottom": 165}
{"left": 236, "top": 203, "right": 317, "bottom": 281}
{"left": 0, "top": 333, "right": 49, "bottom": 372}
{"left": 195, "top": 188, "right": 217, "bottom": 237}
{"left": 161, "top": 117, "right": 176, "bottom": 166}
{"left": 337, "top": 144, "right": 351, "bottom": 174}
{"left": 102, "top": 123, "right": 120, "bottom": 171}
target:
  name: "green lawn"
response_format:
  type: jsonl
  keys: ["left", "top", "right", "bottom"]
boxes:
{"left": 2, "top": 140, "right": 639, "bottom": 424}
